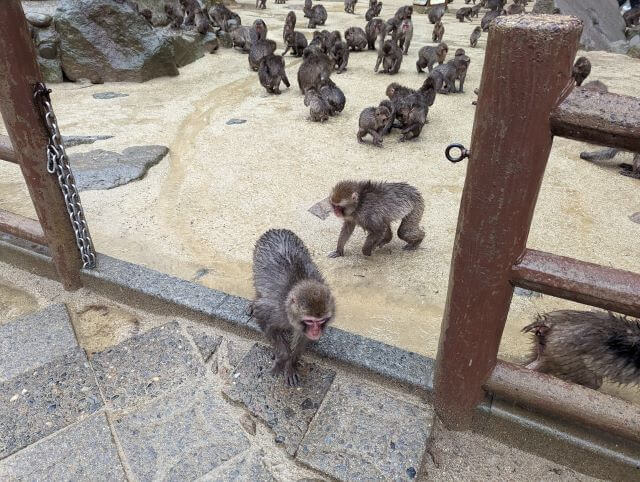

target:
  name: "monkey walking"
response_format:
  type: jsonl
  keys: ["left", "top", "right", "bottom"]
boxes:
{"left": 329, "top": 180, "right": 425, "bottom": 257}
{"left": 523, "top": 310, "right": 640, "bottom": 390}
{"left": 470, "top": 26, "right": 481, "bottom": 48}
{"left": 251, "top": 229, "right": 335, "bottom": 387}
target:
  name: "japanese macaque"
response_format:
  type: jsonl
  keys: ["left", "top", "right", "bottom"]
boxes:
{"left": 432, "top": 20, "right": 444, "bottom": 43}
{"left": 195, "top": 9, "right": 210, "bottom": 34}
{"left": 365, "top": 0, "right": 383, "bottom": 21}
{"left": 258, "top": 54, "right": 291, "bottom": 94}
{"left": 523, "top": 310, "right": 640, "bottom": 390}
{"left": 384, "top": 77, "right": 436, "bottom": 140}
{"left": 580, "top": 148, "right": 640, "bottom": 179}
{"left": 487, "top": 0, "right": 506, "bottom": 10}
{"left": 482, "top": 9, "right": 504, "bottom": 31}
{"left": 572, "top": 56, "right": 591, "bottom": 87}
{"left": 249, "top": 39, "right": 277, "bottom": 71}
{"left": 208, "top": 4, "right": 241, "bottom": 32}
{"left": 375, "top": 40, "right": 403, "bottom": 74}
{"left": 470, "top": 3, "right": 483, "bottom": 17}
{"left": 430, "top": 51, "right": 470, "bottom": 93}
{"left": 344, "top": 0, "right": 357, "bottom": 14}
{"left": 470, "top": 26, "right": 481, "bottom": 47}
{"left": 180, "top": 0, "right": 200, "bottom": 26}
{"left": 231, "top": 19, "right": 268, "bottom": 52}
{"left": 365, "top": 18, "right": 386, "bottom": 50}
{"left": 283, "top": 10, "right": 296, "bottom": 42}
{"left": 506, "top": 3, "right": 524, "bottom": 14}
{"left": 256, "top": 0, "right": 267, "bottom": 9}
{"left": 304, "top": 87, "right": 331, "bottom": 121}
{"left": 319, "top": 78, "right": 346, "bottom": 114}
{"left": 397, "top": 18, "right": 413, "bottom": 55}
{"left": 428, "top": 4, "right": 445, "bottom": 24}
{"left": 416, "top": 42, "right": 448, "bottom": 73}
{"left": 357, "top": 105, "right": 392, "bottom": 147}
{"left": 297, "top": 48, "right": 333, "bottom": 94}
{"left": 456, "top": 6, "right": 473, "bottom": 21}
{"left": 251, "top": 229, "right": 335, "bottom": 386}
{"left": 329, "top": 39, "right": 350, "bottom": 73}
{"left": 283, "top": 30, "right": 308, "bottom": 57}
{"left": 345, "top": 27, "right": 368, "bottom": 51}
{"left": 329, "top": 180, "right": 425, "bottom": 256}
{"left": 304, "top": 0, "right": 328, "bottom": 28}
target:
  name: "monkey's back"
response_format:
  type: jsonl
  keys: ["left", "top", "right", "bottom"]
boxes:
{"left": 525, "top": 310, "right": 640, "bottom": 386}
{"left": 357, "top": 181, "right": 424, "bottom": 223}
{"left": 253, "top": 229, "right": 324, "bottom": 301}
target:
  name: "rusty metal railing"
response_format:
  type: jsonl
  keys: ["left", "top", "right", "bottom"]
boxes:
{"left": 0, "top": 0, "right": 88, "bottom": 290}
{"left": 433, "top": 14, "right": 640, "bottom": 443}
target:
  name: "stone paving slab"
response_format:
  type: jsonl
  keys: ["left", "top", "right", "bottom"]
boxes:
{"left": 112, "top": 384, "right": 249, "bottom": 481}
{"left": 0, "top": 412, "right": 125, "bottom": 481}
{"left": 0, "top": 304, "right": 77, "bottom": 382}
{"left": 91, "top": 321, "right": 204, "bottom": 410}
{"left": 297, "top": 378, "right": 433, "bottom": 481}
{"left": 201, "top": 449, "right": 277, "bottom": 481}
{"left": 186, "top": 326, "right": 222, "bottom": 363}
{"left": 0, "top": 348, "right": 102, "bottom": 459}
{"left": 223, "top": 344, "right": 336, "bottom": 456}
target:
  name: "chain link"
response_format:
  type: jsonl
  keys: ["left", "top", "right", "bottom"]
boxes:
{"left": 34, "top": 83, "right": 96, "bottom": 269}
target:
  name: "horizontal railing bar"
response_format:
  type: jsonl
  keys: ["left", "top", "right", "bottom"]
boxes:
{"left": 550, "top": 88, "right": 640, "bottom": 152}
{"left": 0, "top": 209, "right": 46, "bottom": 245}
{"left": 484, "top": 361, "right": 640, "bottom": 444}
{"left": 511, "top": 249, "right": 640, "bottom": 318}
{"left": 0, "top": 134, "right": 18, "bottom": 164}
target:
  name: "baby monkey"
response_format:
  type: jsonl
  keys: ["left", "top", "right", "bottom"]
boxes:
{"left": 357, "top": 104, "right": 392, "bottom": 147}
{"left": 251, "top": 229, "right": 335, "bottom": 386}
{"left": 329, "top": 180, "right": 425, "bottom": 257}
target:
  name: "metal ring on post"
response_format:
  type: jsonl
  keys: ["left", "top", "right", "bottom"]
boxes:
{"left": 445, "top": 143, "right": 470, "bottom": 163}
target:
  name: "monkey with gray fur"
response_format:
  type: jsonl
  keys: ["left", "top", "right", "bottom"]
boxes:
{"left": 283, "top": 30, "right": 308, "bottom": 57}
{"left": 456, "top": 6, "right": 473, "bottom": 21}
{"left": 329, "top": 181, "right": 425, "bottom": 257}
{"left": 506, "top": 3, "right": 524, "bottom": 14}
{"left": 572, "top": 56, "right": 591, "bottom": 87}
{"left": 195, "top": 9, "right": 210, "bottom": 34}
{"left": 304, "top": 0, "right": 328, "bottom": 28}
{"left": 357, "top": 105, "right": 392, "bottom": 147}
{"left": 470, "top": 26, "right": 481, "bottom": 47}
{"left": 379, "top": 99, "right": 396, "bottom": 135}
{"left": 256, "top": 0, "right": 267, "bottom": 9}
{"left": 365, "top": 0, "right": 383, "bottom": 21}
{"left": 397, "top": 18, "right": 413, "bottom": 55}
{"left": 345, "top": 27, "right": 368, "bottom": 51}
{"left": 432, "top": 20, "right": 444, "bottom": 43}
{"left": 523, "top": 310, "right": 640, "bottom": 390}
{"left": 470, "top": 3, "right": 483, "bottom": 17}
{"left": 365, "top": 18, "right": 386, "bottom": 50}
{"left": 249, "top": 39, "right": 277, "bottom": 71}
{"left": 297, "top": 48, "right": 333, "bottom": 94}
{"left": 319, "top": 78, "right": 346, "bottom": 115}
{"left": 376, "top": 40, "right": 403, "bottom": 74}
{"left": 416, "top": 42, "right": 447, "bottom": 73}
{"left": 430, "top": 50, "right": 470, "bottom": 93}
{"left": 428, "top": 4, "right": 445, "bottom": 24}
{"left": 180, "top": 0, "right": 200, "bottom": 27}
{"left": 251, "top": 229, "right": 335, "bottom": 387}
{"left": 259, "top": 54, "right": 290, "bottom": 94}
{"left": 304, "top": 87, "right": 331, "bottom": 122}
{"left": 231, "top": 19, "right": 267, "bottom": 52}
{"left": 208, "top": 4, "right": 241, "bottom": 32}
{"left": 344, "top": 0, "right": 357, "bottom": 14}
{"left": 329, "top": 39, "right": 350, "bottom": 73}
{"left": 283, "top": 10, "right": 296, "bottom": 43}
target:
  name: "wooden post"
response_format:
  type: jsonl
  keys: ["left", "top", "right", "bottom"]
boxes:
{"left": 0, "top": 0, "right": 83, "bottom": 290}
{"left": 433, "top": 15, "right": 582, "bottom": 429}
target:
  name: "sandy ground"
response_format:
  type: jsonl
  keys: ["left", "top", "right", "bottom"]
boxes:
{"left": 2, "top": 1, "right": 639, "bottom": 405}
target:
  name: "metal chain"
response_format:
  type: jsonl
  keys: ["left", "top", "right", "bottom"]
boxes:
{"left": 34, "top": 83, "right": 96, "bottom": 269}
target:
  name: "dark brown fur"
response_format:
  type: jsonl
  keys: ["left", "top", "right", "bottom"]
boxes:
{"left": 329, "top": 181, "right": 425, "bottom": 256}
{"left": 365, "top": 18, "right": 386, "bottom": 50}
{"left": 252, "top": 229, "right": 335, "bottom": 386}
{"left": 259, "top": 54, "right": 290, "bottom": 94}
{"left": 297, "top": 49, "right": 333, "bottom": 94}
{"left": 432, "top": 20, "right": 444, "bottom": 43}
{"left": 523, "top": 310, "right": 640, "bottom": 389}
{"left": 357, "top": 105, "right": 391, "bottom": 147}
{"left": 572, "top": 56, "right": 591, "bottom": 87}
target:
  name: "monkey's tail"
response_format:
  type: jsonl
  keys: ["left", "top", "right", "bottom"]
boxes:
{"left": 579, "top": 147, "right": 620, "bottom": 162}
{"left": 282, "top": 71, "right": 291, "bottom": 88}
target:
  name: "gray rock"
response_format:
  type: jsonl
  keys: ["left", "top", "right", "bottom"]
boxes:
{"left": 26, "top": 13, "right": 53, "bottom": 28}
{"left": 203, "top": 32, "right": 220, "bottom": 54}
{"left": 217, "top": 31, "right": 233, "bottom": 49}
{"left": 33, "top": 27, "right": 62, "bottom": 82}
{"left": 628, "top": 45, "right": 640, "bottom": 58}
{"left": 92, "top": 321, "right": 205, "bottom": 410}
{"left": 609, "top": 39, "right": 631, "bottom": 54}
{"left": 223, "top": 344, "right": 336, "bottom": 455}
{"left": 0, "top": 348, "right": 102, "bottom": 458}
{"left": 63, "top": 134, "right": 114, "bottom": 147}
{"left": 37, "top": 57, "right": 63, "bottom": 83}
{"left": 226, "top": 118, "right": 247, "bottom": 125}
{"left": 112, "top": 385, "right": 249, "bottom": 480}
{"left": 308, "top": 197, "right": 332, "bottom": 220}
{"left": 555, "top": 0, "right": 627, "bottom": 52}
{"left": 70, "top": 145, "right": 169, "bottom": 191}
{"left": 164, "top": 30, "right": 205, "bottom": 68}
{"left": 0, "top": 413, "right": 125, "bottom": 481}
{"left": 187, "top": 327, "right": 222, "bottom": 362}
{"left": 92, "top": 92, "right": 129, "bottom": 100}
{"left": 513, "top": 287, "right": 543, "bottom": 298}
{"left": 630, "top": 212, "right": 640, "bottom": 224}
{"left": 630, "top": 35, "right": 640, "bottom": 47}
{"left": 239, "top": 413, "right": 257, "bottom": 436}
{"left": 0, "top": 304, "right": 77, "bottom": 382}
{"left": 201, "top": 449, "right": 276, "bottom": 481}
{"left": 55, "top": 0, "right": 179, "bottom": 83}
{"left": 297, "top": 378, "right": 433, "bottom": 481}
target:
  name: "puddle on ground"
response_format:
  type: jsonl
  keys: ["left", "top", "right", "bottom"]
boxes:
{"left": 0, "top": 282, "right": 39, "bottom": 323}
{"left": 71, "top": 304, "right": 141, "bottom": 354}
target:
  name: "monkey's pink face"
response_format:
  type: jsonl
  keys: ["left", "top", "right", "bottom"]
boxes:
{"left": 302, "top": 316, "right": 330, "bottom": 340}
{"left": 331, "top": 203, "right": 345, "bottom": 217}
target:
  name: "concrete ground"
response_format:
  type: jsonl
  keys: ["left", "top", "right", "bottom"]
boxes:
{"left": 0, "top": 261, "right": 600, "bottom": 481}
{"left": 1, "top": 0, "right": 639, "bottom": 406}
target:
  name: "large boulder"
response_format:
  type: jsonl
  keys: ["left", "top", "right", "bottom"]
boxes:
{"left": 55, "top": 0, "right": 179, "bottom": 83}
{"left": 555, "top": 0, "right": 627, "bottom": 52}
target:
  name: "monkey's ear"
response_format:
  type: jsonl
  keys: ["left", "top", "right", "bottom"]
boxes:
{"left": 351, "top": 192, "right": 359, "bottom": 203}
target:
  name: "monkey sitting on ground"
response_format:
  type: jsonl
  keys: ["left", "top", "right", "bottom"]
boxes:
{"left": 328, "top": 180, "right": 425, "bottom": 257}
{"left": 256, "top": 0, "right": 267, "bottom": 9}
{"left": 470, "top": 26, "right": 481, "bottom": 47}
{"left": 397, "top": 18, "right": 413, "bottom": 55}
{"left": 259, "top": 54, "right": 291, "bottom": 94}
{"left": 208, "top": 4, "right": 241, "bottom": 32}
{"left": 430, "top": 51, "right": 470, "bottom": 93}
{"left": 357, "top": 104, "right": 392, "bottom": 147}
{"left": 506, "top": 3, "right": 524, "bottom": 14}
{"left": 416, "top": 42, "right": 448, "bottom": 73}
{"left": 297, "top": 48, "right": 333, "bottom": 94}
{"left": 344, "top": 0, "right": 357, "bottom": 14}
{"left": 283, "top": 10, "right": 296, "bottom": 42}
{"left": 365, "top": 0, "right": 383, "bottom": 21}
{"left": 365, "top": 18, "right": 386, "bottom": 50}
{"left": 375, "top": 39, "right": 402, "bottom": 74}
{"left": 283, "top": 30, "right": 308, "bottom": 57}
{"left": 523, "top": 310, "right": 640, "bottom": 390}
{"left": 456, "top": 7, "right": 473, "bottom": 21}
{"left": 251, "top": 229, "right": 335, "bottom": 387}
{"left": 304, "top": 0, "right": 328, "bottom": 28}
{"left": 304, "top": 87, "right": 331, "bottom": 122}
{"left": 329, "top": 39, "right": 350, "bottom": 73}
{"left": 319, "top": 78, "right": 346, "bottom": 115}
{"left": 572, "top": 56, "right": 591, "bottom": 87}
{"left": 231, "top": 19, "right": 268, "bottom": 52}
{"left": 432, "top": 20, "right": 444, "bottom": 43}
{"left": 249, "top": 39, "right": 277, "bottom": 71}
{"left": 428, "top": 4, "right": 445, "bottom": 24}
{"left": 344, "top": 27, "right": 368, "bottom": 51}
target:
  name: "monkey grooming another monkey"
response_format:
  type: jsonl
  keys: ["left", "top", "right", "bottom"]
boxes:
{"left": 251, "top": 229, "right": 335, "bottom": 387}
{"left": 304, "top": 87, "right": 331, "bottom": 122}
{"left": 572, "top": 56, "right": 591, "bottom": 87}
{"left": 523, "top": 310, "right": 640, "bottom": 390}
{"left": 357, "top": 105, "right": 391, "bottom": 147}
{"left": 470, "top": 26, "right": 481, "bottom": 47}
{"left": 208, "top": 4, "right": 241, "bottom": 32}
{"left": 432, "top": 20, "right": 444, "bottom": 43}
{"left": 416, "top": 42, "right": 448, "bottom": 73}
{"left": 329, "top": 180, "right": 425, "bottom": 257}
{"left": 375, "top": 39, "right": 402, "bottom": 74}
{"left": 231, "top": 19, "right": 268, "bottom": 52}
{"left": 258, "top": 54, "right": 291, "bottom": 94}
{"left": 297, "top": 48, "right": 333, "bottom": 94}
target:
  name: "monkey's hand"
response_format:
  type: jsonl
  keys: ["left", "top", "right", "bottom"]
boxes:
{"left": 328, "top": 250, "right": 344, "bottom": 258}
{"left": 284, "top": 364, "right": 300, "bottom": 387}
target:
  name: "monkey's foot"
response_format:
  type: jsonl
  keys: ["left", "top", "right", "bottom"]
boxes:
{"left": 284, "top": 366, "right": 300, "bottom": 387}
{"left": 403, "top": 241, "right": 423, "bottom": 251}
{"left": 328, "top": 250, "right": 344, "bottom": 258}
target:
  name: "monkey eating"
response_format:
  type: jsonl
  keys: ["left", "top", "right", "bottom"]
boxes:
{"left": 523, "top": 310, "right": 640, "bottom": 390}
{"left": 329, "top": 180, "right": 425, "bottom": 257}
{"left": 251, "top": 229, "right": 335, "bottom": 387}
